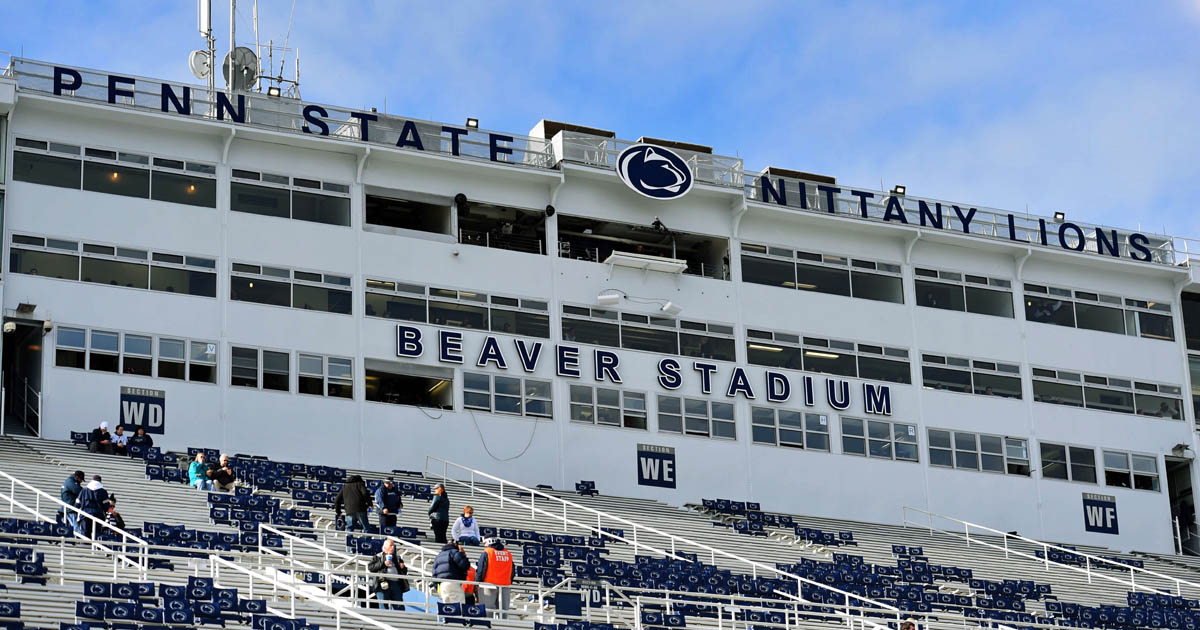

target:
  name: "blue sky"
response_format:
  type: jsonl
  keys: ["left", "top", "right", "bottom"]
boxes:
{"left": 3, "top": 1, "right": 1199, "bottom": 238}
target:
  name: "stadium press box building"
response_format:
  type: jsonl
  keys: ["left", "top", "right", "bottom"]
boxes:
{"left": 0, "top": 56, "right": 1199, "bottom": 554}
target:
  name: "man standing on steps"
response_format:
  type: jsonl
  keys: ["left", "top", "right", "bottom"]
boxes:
{"left": 59, "top": 470, "right": 85, "bottom": 535}
{"left": 429, "top": 483, "right": 450, "bottom": 543}
{"left": 374, "top": 478, "right": 403, "bottom": 530}
{"left": 432, "top": 540, "right": 470, "bottom": 605}
{"left": 475, "top": 537, "right": 515, "bottom": 617}
{"left": 335, "top": 475, "right": 372, "bottom": 532}
{"left": 75, "top": 475, "right": 109, "bottom": 538}
{"left": 368, "top": 538, "right": 409, "bottom": 611}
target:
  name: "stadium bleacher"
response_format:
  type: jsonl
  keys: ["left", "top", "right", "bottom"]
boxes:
{"left": 1, "top": 433, "right": 1200, "bottom": 630}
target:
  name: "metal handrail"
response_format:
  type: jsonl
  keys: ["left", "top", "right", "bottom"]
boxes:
{"left": 902, "top": 505, "right": 1198, "bottom": 596}
{"left": 424, "top": 456, "right": 897, "bottom": 612}
{"left": 0, "top": 468, "right": 148, "bottom": 578}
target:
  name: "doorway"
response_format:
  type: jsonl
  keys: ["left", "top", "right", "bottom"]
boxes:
{"left": 1166, "top": 456, "right": 1196, "bottom": 555}
{"left": 1, "top": 319, "right": 44, "bottom": 436}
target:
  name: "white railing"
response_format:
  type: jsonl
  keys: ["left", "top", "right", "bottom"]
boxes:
{"left": 902, "top": 506, "right": 1199, "bottom": 597}
{"left": 424, "top": 456, "right": 897, "bottom": 614}
{"left": 0, "top": 468, "right": 149, "bottom": 578}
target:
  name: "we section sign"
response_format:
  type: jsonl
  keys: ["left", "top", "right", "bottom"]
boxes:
{"left": 637, "top": 444, "right": 677, "bottom": 489}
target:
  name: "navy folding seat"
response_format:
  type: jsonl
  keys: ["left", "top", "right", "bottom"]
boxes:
{"left": 113, "top": 583, "right": 139, "bottom": 599}
{"left": 136, "top": 607, "right": 164, "bottom": 623}
{"left": 105, "top": 602, "right": 137, "bottom": 621}
{"left": 83, "top": 581, "right": 112, "bottom": 598}
{"left": 76, "top": 601, "right": 105, "bottom": 621}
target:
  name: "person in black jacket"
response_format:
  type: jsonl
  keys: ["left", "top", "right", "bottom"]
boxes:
{"left": 428, "top": 483, "right": 450, "bottom": 543}
{"left": 88, "top": 422, "right": 113, "bottom": 454}
{"left": 105, "top": 495, "right": 126, "bottom": 531}
{"left": 367, "top": 538, "right": 408, "bottom": 611}
{"left": 334, "top": 475, "right": 372, "bottom": 532}
{"left": 432, "top": 542, "right": 470, "bottom": 604}
{"left": 75, "top": 476, "right": 109, "bottom": 538}
{"left": 128, "top": 427, "right": 153, "bottom": 449}
{"left": 59, "top": 470, "right": 85, "bottom": 535}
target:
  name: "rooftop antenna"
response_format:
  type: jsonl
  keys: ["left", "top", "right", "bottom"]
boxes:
{"left": 193, "top": 0, "right": 216, "bottom": 108}
{"left": 253, "top": 0, "right": 261, "bottom": 91}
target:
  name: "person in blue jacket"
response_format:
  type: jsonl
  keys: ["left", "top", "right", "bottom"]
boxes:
{"left": 188, "top": 452, "right": 213, "bottom": 491}
{"left": 374, "top": 478, "right": 404, "bottom": 530}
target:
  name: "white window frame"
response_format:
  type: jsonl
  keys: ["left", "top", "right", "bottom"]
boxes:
{"left": 656, "top": 395, "right": 736, "bottom": 440}
{"left": 841, "top": 417, "right": 917, "bottom": 462}
{"left": 750, "top": 407, "right": 830, "bottom": 451}
{"left": 569, "top": 384, "right": 647, "bottom": 430}
{"left": 463, "top": 372, "right": 552, "bottom": 420}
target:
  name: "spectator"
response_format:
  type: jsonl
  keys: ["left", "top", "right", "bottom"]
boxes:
{"left": 128, "top": 426, "right": 153, "bottom": 449}
{"left": 901, "top": 619, "right": 918, "bottom": 630}
{"left": 59, "top": 470, "right": 85, "bottom": 535}
{"left": 429, "top": 483, "right": 450, "bottom": 544}
{"left": 463, "top": 566, "right": 477, "bottom": 606}
{"left": 207, "top": 454, "right": 236, "bottom": 492}
{"left": 452, "top": 505, "right": 481, "bottom": 546}
{"left": 475, "top": 537, "right": 515, "bottom": 616}
{"left": 111, "top": 425, "right": 129, "bottom": 456}
{"left": 105, "top": 495, "right": 126, "bottom": 530}
{"left": 335, "top": 475, "right": 372, "bottom": 532}
{"left": 432, "top": 541, "right": 470, "bottom": 604}
{"left": 189, "top": 453, "right": 214, "bottom": 491}
{"left": 75, "top": 475, "right": 109, "bottom": 537}
{"left": 367, "top": 538, "right": 408, "bottom": 611}
{"left": 374, "top": 478, "right": 403, "bottom": 530}
{"left": 88, "top": 421, "right": 113, "bottom": 454}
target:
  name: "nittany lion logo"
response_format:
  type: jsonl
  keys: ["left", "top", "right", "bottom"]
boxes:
{"left": 616, "top": 144, "right": 694, "bottom": 200}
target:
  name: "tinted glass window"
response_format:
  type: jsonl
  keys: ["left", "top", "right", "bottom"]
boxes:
{"left": 365, "top": 293, "right": 427, "bottom": 322}
{"left": 10, "top": 249, "right": 79, "bottom": 280}
{"left": 796, "top": 263, "right": 851, "bottom": 297}
{"left": 429, "top": 300, "right": 486, "bottom": 329}
{"left": 746, "top": 342, "right": 802, "bottom": 369}
{"left": 1135, "top": 393, "right": 1182, "bottom": 420}
{"left": 150, "top": 267, "right": 217, "bottom": 297}
{"left": 293, "top": 284, "right": 352, "bottom": 314}
{"left": 804, "top": 349, "right": 857, "bottom": 377}
{"left": 230, "top": 275, "right": 290, "bottom": 307}
{"left": 974, "top": 372, "right": 1022, "bottom": 399}
{"left": 13, "top": 152, "right": 81, "bottom": 188}
{"left": 622, "top": 326, "right": 678, "bottom": 354}
{"left": 966, "top": 286, "right": 1014, "bottom": 318}
{"left": 292, "top": 191, "right": 351, "bottom": 226}
{"left": 82, "top": 162, "right": 149, "bottom": 198}
{"left": 151, "top": 171, "right": 216, "bottom": 207}
{"left": 1026, "top": 295, "right": 1075, "bottom": 326}
{"left": 681, "top": 333, "right": 735, "bottom": 362}
{"left": 915, "top": 280, "right": 965, "bottom": 311}
{"left": 1184, "top": 293, "right": 1200, "bottom": 351}
{"left": 231, "top": 182, "right": 290, "bottom": 218}
{"left": 1033, "top": 380, "right": 1084, "bottom": 407}
{"left": 740, "top": 255, "right": 794, "bottom": 288}
{"left": 922, "top": 366, "right": 971, "bottom": 393}
{"left": 1138, "top": 312, "right": 1174, "bottom": 341}
{"left": 1084, "top": 386, "right": 1134, "bottom": 414}
{"left": 490, "top": 309, "right": 550, "bottom": 338}
{"left": 1076, "top": 303, "right": 1125, "bottom": 334}
{"left": 851, "top": 272, "right": 903, "bottom": 303}
{"left": 562, "top": 318, "right": 620, "bottom": 347}
{"left": 80, "top": 258, "right": 148, "bottom": 288}
{"left": 859, "top": 356, "right": 911, "bottom": 384}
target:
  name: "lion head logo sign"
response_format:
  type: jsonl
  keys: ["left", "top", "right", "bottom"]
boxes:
{"left": 616, "top": 144, "right": 694, "bottom": 200}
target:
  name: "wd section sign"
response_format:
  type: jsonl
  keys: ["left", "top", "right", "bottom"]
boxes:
{"left": 119, "top": 386, "right": 165, "bottom": 435}
{"left": 1082, "top": 493, "right": 1119, "bottom": 535}
{"left": 637, "top": 444, "right": 676, "bottom": 489}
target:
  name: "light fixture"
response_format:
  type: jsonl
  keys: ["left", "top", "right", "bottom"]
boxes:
{"left": 466, "top": 117, "right": 479, "bottom": 129}
{"left": 1053, "top": 211, "right": 1066, "bottom": 222}
{"left": 248, "top": 281, "right": 254, "bottom": 288}
{"left": 109, "top": 172, "right": 120, "bottom": 182}
{"left": 660, "top": 301, "right": 683, "bottom": 316}
{"left": 428, "top": 380, "right": 449, "bottom": 394}
{"left": 804, "top": 350, "right": 840, "bottom": 359}
{"left": 891, "top": 185, "right": 906, "bottom": 196}
{"left": 747, "top": 343, "right": 782, "bottom": 352}
{"left": 596, "top": 292, "right": 621, "bottom": 306}
{"left": 267, "top": 85, "right": 281, "bottom": 97}
{"left": 2, "top": 322, "right": 15, "bottom": 334}
{"left": 187, "top": 184, "right": 196, "bottom": 194}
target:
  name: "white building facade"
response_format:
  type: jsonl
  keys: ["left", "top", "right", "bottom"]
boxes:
{"left": 1, "top": 57, "right": 1198, "bottom": 554}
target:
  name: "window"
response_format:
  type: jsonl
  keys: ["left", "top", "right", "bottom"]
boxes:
{"left": 656, "top": 396, "right": 735, "bottom": 439}
{"left": 929, "top": 430, "right": 1029, "bottom": 475}
{"left": 11, "top": 233, "right": 216, "bottom": 297}
{"left": 1103, "top": 451, "right": 1160, "bottom": 490}
{"left": 231, "top": 263, "right": 352, "bottom": 315}
{"left": 230, "top": 347, "right": 290, "bottom": 392}
{"left": 921, "top": 354, "right": 1021, "bottom": 398}
{"left": 150, "top": 253, "right": 217, "bottom": 297}
{"left": 83, "top": 160, "right": 150, "bottom": 198}
{"left": 914, "top": 268, "right": 1013, "bottom": 318}
{"left": 365, "top": 361, "right": 445, "bottom": 407}
{"left": 12, "top": 145, "right": 82, "bottom": 189}
{"left": 841, "top": 418, "right": 917, "bottom": 461}
{"left": 745, "top": 329, "right": 911, "bottom": 384}
{"left": 1040, "top": 443, "right": 1096, "bottom": 483}
{"left": 1024, "top": 283, "right": 1174, "bottom": 341}
{"left": 365, "top": 281, "right": 550, "bottom": 338}
{"left": 190, "top": 341, "right": 218, "bottom": 383}
{"left": 563, "top": 305, "right": 735, "bottom": 360}
{"left": 750, "top": 407, "right": 829, "bottom": 451}
{"left": 464, "top": 373, "right": 552, "bottom": 419}
{"left": 10, "top": 235, "right": 80, "bottom": 280}
{"left": 231, "top": 169, "right": 351, "bottom": 226}
{"left": 365, "top": 194, "right": 452, "bottom": 234}
{"left": 558, "top": 214, "right": 728, "bottom": 279}
{"left": 56, "top": 327, "right": 216, "bottom": 383}
{"left": 741, "top": 243, "right": 903, "bottom": 304}
{"left": 1032, "top": 367, "right": 1182, "bottom": 419}
{"left": 151, "top": 168, "right": 217, "bottom": 208}
{"left": 299, "top": 354, "right": 354, "bottom": 399}
{"left": 569, "top": 385, "right": 647, "bottom": 430}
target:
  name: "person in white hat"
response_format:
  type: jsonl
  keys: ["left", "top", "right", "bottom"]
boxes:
{"left": 88, "top": 421, "right": 113, "bottom": 454}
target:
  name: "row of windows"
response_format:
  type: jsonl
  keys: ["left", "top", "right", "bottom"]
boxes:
{"left": 745, "top": 329, "right": 911, "bottom": 383}
{"left": 10, "top": 234, "right": 217, "bottom": 297}
{"left": 230, "top": 262, "right": 352, "bottom": 315}
{"left": 921, "top": 354, "right": 1022, "bottom": 399}
{"left": 231, "top": 169, "right": 351, "bottom": 227}
{"left": 55, "top": 327, "right": 217, "bottom": 383}
{"left": 13, "top": 140, "right": 217, "bottom": 208}
{"left": 1024, "top": 283, "right": 1174, "bottom": 341}
{"left": 230, "top": 345, "right": 353, "bottom": 398}
{"left": 569, "top": 385, "right": 647, "bottom": 430}
{"left": 463, "top": 372, "right": 552, "bottom": 419}
{"left": 561, "top": 305, "right": 736, "bottom": 362}
{"left": 1032, "top": 367, "right": 1183, "bottom": 419}
{"left": 741, "top": 242, "right": 1176, "bottom": 344}
{"left": 365, "top": 280, "right": 551, "bottom": 338}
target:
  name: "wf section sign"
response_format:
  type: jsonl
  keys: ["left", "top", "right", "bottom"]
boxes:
{"left": 1082, "top": 493, "right": 1119, "bottom": 535}
{"left": 637, "top": 444, "right": 676, "bottom": 489}
{"left": 120, "top": 386, "right": 166, "bottom": 435}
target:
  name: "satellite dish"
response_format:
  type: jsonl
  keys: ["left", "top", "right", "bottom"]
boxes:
{"left": 188, "top": 49, "right": 211, "bottom": 79}
{"left": 221, "top": 46, "right": 259, "bottom": 91}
